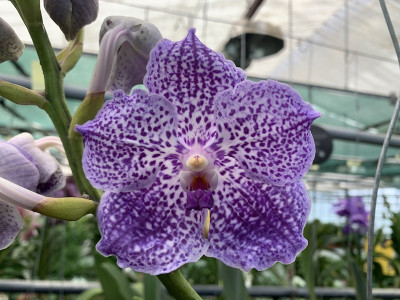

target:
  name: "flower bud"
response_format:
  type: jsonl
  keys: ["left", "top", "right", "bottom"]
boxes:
{"left": 0, "top": 18, "right": 24, "bottom": 63}
{"left": 97, "top": 16, "right": 162, "bottom": 94}
{"left": 44, "top": 0, "right": 99, "bottom": 41}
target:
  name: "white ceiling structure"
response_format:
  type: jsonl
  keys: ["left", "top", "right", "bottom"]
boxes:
{"left": 1, "top": 0, "right": 400, "bottom": 96}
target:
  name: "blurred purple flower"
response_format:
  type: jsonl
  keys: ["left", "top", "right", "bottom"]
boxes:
{"left": 0, "top": 133, "right": 65, "bottom": 250}
{"left": 334, "top": 196, "right": 369, "bottom": 234}
{"left": 53, "top": 176, "right": 81, "bottom": 198}
{"left": 76, "top": 29, "right": 320, "bottom": 275}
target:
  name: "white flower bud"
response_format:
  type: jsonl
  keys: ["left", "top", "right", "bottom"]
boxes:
{"left": 0, "top": 18, "right": 24, "bottom": 64}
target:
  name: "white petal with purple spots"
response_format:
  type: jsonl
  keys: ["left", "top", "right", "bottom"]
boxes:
{"left": 96, "top": 163, "right": 208, "bottom": 275}
{"left": 144, "top": 28, "right": 246, "bottom": 146}
{"left": 76, "top": 89, "right": 185, "bottom": 192}
{"left": 0, "top": 201, "right": 23, "bottom": 250}
{"left": 211, "top": 80, "right": 320, "bottom": 185}
{"left": 206, "top": 157, "right": 310, "bottom": 271}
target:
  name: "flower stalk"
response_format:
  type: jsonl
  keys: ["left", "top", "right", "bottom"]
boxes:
{"left": 157, "top": 270, "right": 202, "bottom": 300}
{"left": 9, "top": 0, "right": 101, "bottom": 201}
{"left": 0, "top": 177, "right": 97, "bottom": 220}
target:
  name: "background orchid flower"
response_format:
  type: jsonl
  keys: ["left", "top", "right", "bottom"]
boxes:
{"left": 0, "top": 133, "right": 65, "bottom": 250}
{"left": 76, "top": 29, "right": 320, "bottom": 275}
{"left": 334, "top": 196, "right": 369, "bottom": 234}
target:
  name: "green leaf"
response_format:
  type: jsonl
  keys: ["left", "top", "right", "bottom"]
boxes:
{"left": 76, "top": 287, "right": 104, "bottom": 300}
{"left": 297, "top": 222, "right": 317, "bottom": 300}
{"left": 218, "top": 262, "right": 248, "bottom": 300}
{"left": 144, "top": 274, "right": 161, "bottom": 300}
{"left": 350, "top": 259, "right": 366, "bottom": 300}
{"left": 96, "top": 261, "right": 135, "bottom": 300}
{"left": 390, "top": 211, "right": 400, "bottom": 256}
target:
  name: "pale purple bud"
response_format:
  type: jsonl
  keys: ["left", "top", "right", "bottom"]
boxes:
{"left": 44, "top": 0, "right": 99, "bottom": 41}
{"left": 89, "top": 16, "right": 162, "bottom": 94}
{"left": 0, "top": 18, "right": 24, "bottom": 63}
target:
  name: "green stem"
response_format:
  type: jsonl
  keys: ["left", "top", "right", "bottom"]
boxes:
{"left": 12, "top": 1, "right": 100, "bottom": 201}
{"left": 157, "top": 270, "right": 202, "bottom": 300}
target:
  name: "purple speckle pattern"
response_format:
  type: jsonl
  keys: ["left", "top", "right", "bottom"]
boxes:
{"left": 0, "top": 201, "right": 23, "bottom": 250}
{"left": 206, "top": 157, "right": 310, "bottom": 271}
{"left": 144, "top": 28, "right": 246, "bottom": 146}
{"left": 96, "top": 162, "right": 208, "bottom": 275}
{"left": 212, "top": 80, "right": 320, "bottom": 185}
{"left": 109, "top": 43, "right": 149, "bottom": 94}
{"left": 78, "top": 29, "right": 320, "bottom": 274}
{"left": 76, "top": 89, "right": 184, "bottom": 192}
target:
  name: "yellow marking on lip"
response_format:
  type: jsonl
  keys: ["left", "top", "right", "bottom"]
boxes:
{"left": 202, "top": 209, "right": 210, "bottom": 239}
{"left": 186, "top": 154, "right": 208, "bottom": 172}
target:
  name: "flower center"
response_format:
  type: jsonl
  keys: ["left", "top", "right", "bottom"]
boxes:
{"left": 185, "top": 154, "right": 208, "bottom": 172}
{"left": 180, "top": 152, "right": 217, "bottom": 239}
{"left": 180, "top": 153, "right": 217, "bottom": 211}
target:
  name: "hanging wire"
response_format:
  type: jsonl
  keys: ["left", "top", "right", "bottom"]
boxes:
{"left": 202, "top": 0, "right": 209, "bottom": 42}
{"left": 344, "top": 0, "right": 349, "bottom": 89}
{"left": 288, "top": 0, "right": 293, "bottom": 82}
{"left": 367, "top": 1, "right": 400, "bottom": 299}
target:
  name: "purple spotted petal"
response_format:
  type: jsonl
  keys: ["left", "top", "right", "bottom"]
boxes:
{"left": 76, "top": 89, "right": 185, "bottom": 192}
{"left": 211, "top": 80, "right": 320, "bottom": 185}
{"left": 0, "top": 201, "right": 23, "bottom": 250}
{"left": 206, "top": 157, "right": 310, "bottom": 271}
{"left": 96, "top": 163, "right": 208, "bottom": 275}
{"left": 8, "top": 133, "right": 59, "bottom": 186}
{"left": 108, "top": 42, "right": 150, "bottom": 94}
{"left": 144, "top": 28, "right": 246, "bottom": 146}
{"left": 0, "top": 141, "right": 39, "bottom": 191}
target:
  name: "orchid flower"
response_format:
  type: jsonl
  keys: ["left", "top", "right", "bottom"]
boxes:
{"left": 0, "top": 133, "right": 65, "bottom": 250}
{"left": 76, "top": 29, "right": 320, "bottom": 275}
{"left": 334, "top": 196, "right": 369, "bottom": 234}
